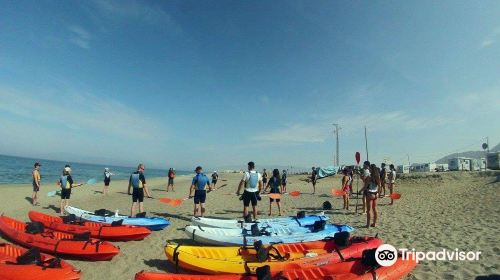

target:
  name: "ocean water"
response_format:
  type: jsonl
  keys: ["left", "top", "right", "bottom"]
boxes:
{"left": 0, "top": 154, "right": 191, "bottom": 184}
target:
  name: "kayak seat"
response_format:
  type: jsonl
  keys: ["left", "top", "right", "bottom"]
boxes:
{"left": 255, "top": 265, "right": 272, "bottom": 280}
{"left": 72, "top": 232, "right": 91, "bottom": 241}
{"left": 136, "top": 212, "right": 147, "bottom": 218}
{"left": 296, "top": 211, "right": 306, "bottom": 219}
{"left": 25, "top": 222, "right": 44, "bottom": 234}
{"left": 254, "top": 241, "right": 288, "bottom": 263}
{"left": 94, "top": 209, "right": 114, "bottom": 216}
{"left": 250, "top": 224, "right": 271, "bottom": 237}
{"left": 16, "top": 247, "right": 42, "bottom": 265}
{"left": 311, "top": 220, "right": 326, "bottom": 233}
{"left": 111, "top": 219, "right": 124, "bottom": 226}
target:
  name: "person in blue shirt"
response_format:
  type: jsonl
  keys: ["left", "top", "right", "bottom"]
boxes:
{"left": 128, "top": 164, "right": 152, "bottom": 217}
{"left": 188, "top": 166, "right": 212, "bottom": 217}
{"left": 58, "top": 165, "right": 82, "bottom": 215}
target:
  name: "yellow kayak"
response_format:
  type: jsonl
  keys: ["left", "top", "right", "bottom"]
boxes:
{"left": 164, "top": 236, "right": 381, "bottom": 275}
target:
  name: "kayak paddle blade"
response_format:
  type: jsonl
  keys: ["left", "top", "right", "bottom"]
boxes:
{"left": 289, "top": 191, "right": 301, "bottom": 197}
{"left": 168, "top": 199, "right": 183, "bottom": 206}
{"left": 390, "top": 193, "right": 402, "bottom": 199}
{"left": 159, "top": 198, "right": 173, "bottom": 204}
{"left": 332, "top": 189, "right": 346, "bottom": 197}
{"left": 268, "top": 193, "right": 282, "bottom": 200}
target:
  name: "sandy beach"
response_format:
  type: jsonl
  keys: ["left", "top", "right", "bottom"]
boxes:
{"left": 0, "top": 171, "right": 499, "bottom": 279}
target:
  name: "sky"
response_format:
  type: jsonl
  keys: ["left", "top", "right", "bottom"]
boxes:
{"left": 0, "top": 0, "right": 499, "bottom": 170}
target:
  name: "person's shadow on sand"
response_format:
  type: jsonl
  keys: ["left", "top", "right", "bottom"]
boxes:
{"left": 150, "top": 212, "right": 191, "bottom": 222}
{"left": 42, "top": 204, "right": 60, "bottom": 213}
{"left": 24, "top": 197, "right": 33, "bottom": 204}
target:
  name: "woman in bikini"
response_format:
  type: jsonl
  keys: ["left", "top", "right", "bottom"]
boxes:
{"left": 360, "top": 164, "right": 380, "bottom": 227}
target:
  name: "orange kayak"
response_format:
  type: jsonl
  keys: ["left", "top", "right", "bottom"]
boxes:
{"left": 135, "top": 257, "right": 416, "bottom": 280}
{"left": 0, "top": 242, "right": 81, "bottom": 280}
{"left": 0, "top": 215, "right": 120, "bottom": 261}
{"left": 164, "top": 236, "right": 382, "bottom": 275}
{"left": 28, "top": 211, "right": 151, "bottom": 241}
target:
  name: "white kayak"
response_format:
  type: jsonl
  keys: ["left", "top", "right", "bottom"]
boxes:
{"left": 65, "top": 205, "right": 170, "bottom": 231}
{"left": 191, "top": 213, "right": 329, "bottom": 229}
{"left": 185, "top": 223, "right": 354, "bottom": 246}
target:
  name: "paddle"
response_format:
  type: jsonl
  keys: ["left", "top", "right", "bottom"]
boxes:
{"left": 332, "top": 189, "right": 346, "bottom": 197}
{"left": 47, "top": 178, "right": 97, "bottom": 197}
{"left": 261, "top": 191, "right": 301, "bottom": 199}
{"left": 354, "top": 152, "right": 361, "bottom": 214}
{"left": 389, "top": 193, "right": 401, "bottom": 200}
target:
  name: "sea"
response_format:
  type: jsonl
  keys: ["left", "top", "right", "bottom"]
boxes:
{"left": 0, "top": 154, "right": 191, "bottom": 184}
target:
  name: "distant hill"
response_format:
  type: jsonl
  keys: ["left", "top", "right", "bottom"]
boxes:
{"left": 435, "top": 142, "right": 500, "bottom": 164}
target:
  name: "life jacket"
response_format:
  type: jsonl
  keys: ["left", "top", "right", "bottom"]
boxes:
{"left": 245, "top": 171, "right": 259, "bottom": 192}
{"left": 367, "top": 181, "right": 378, "bottom": 193}
{"left": 269, "top": 177, "right": 280, "bottom": 192}
{"left": 60, "top": 175, "right": 71, "bottom": 190}
{"left": 130, "top": 173, "right": 143, "bottom": 189}
{"left": 193, "top": 173, "right": 208, "bottom": 190}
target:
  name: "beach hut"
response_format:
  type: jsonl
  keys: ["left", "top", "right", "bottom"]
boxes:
{"left": 486, "top": 152, "right": 500, "bottom": 170}
{"left": 397, "top": 165, "right": 410, "bottom": 174}
{"left": 448, "top": 157, "right": 471, "bottom": 171}
{"left": 412, "top": 163, "right": 437, "bottom": 172}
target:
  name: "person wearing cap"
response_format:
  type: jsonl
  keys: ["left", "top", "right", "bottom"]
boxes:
{"left": 189, "top": 166, "right": 212, "bottom": 217}
{"left": 311, "top": 166, "right": 318, "bottom": 194}
{"left": 103, "top": 168, "right": 113, "bottom": 195}
{"left": 31, "top": 162, "right": 41, "bottom": 206}
{"left": 128, "top": 164, "right": 152, "bottom": 217}
{"left": 211, "top": 171, "right": 219, "bottom": 189}
{"left": 167, "top": 168, "right": 175, "bottom": 192}
{"left": 236, "top": 161, "right": 263, "bottom": 220}
{"left": 58, "top": 165, "right": 82, "bottom": 215}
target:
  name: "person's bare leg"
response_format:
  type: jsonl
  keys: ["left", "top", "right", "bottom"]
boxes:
{"left": 312, "top": 183, "right": 316, "bottom": 194}
{"left": 139, "top": 202, "right": 144, "bottom": 214}
{"left": 371, "top": 200, "right": 377, "bottom": 227}
{"left": 346, "top": 196, "right": 350, "bottom": 210}
{"left": 32, "top": 192, "right": 37, "bottom": 205}
{"left": 366, "top": 199, "right": 371, "bottom": 228}
{"left": 201, "top": 203, "right": 206, "bottom": 217}
{"left": 252, "top": 205, "right": 257, "bottom": 220}
{"left": 243, "top": 206, "right": 248, "bottom": 219}
{"left": 277, "top": 202, "right": 281, "bottom": 216}
{"left": 60, "top": 199, "right": 64, "bottom": 214}
{"left": 131, "top": 202, "right": 137, "bottom": 217}
{"left": 268, "top": 202, "right": 272, "bottom": 216}
{"left": 389, "top": 183, "right": 394, "bottom": 205}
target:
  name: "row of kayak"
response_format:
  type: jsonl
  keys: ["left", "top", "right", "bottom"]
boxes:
{"left": 133, "top": 213, "right": 417, "bottom": 279}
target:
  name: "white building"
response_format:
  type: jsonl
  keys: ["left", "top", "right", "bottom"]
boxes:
{"left": 448, "top": 157, "right": 471, "bottom": 171}
{"left": 412, "top": 163, "right": 437, "bottom": 172}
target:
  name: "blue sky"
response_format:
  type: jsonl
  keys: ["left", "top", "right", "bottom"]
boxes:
{"left": 0, "top": 0, "right": 499, "bottom": 170}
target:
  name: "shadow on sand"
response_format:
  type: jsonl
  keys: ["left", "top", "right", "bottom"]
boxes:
{"left": 42, "top": 204, "right": 60, "bottom": 214}
{"left": 24, "top": 197, "right": 33, "bottom": 204}
{"left": 150, "top": 212, "right": 192, "bottom": 222}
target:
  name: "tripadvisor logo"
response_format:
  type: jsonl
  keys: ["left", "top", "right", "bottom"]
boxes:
{"left": 374, "top": 244, "right": 482, "bottom": 266}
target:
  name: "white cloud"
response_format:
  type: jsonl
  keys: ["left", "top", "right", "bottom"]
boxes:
{"left": 68, "top": 25, "right": 91, "bottom": 49}
{"left": 251, "top": 111, "right": 454, "bottom": 145}
{"left": 0, "top": 87, "right": 166, "bottom": 142}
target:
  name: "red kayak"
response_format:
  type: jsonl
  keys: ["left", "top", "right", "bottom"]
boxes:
{"left": 0, "top": 215, "right": 120, "bottom": 261}
{"left": 0, "top": 242, "right": 81, "bottom": 280}
{"left": 29, "top": 211, "right": 151, "bottom": 241}
{"left": 135, "top": 257, "right": 416, "bottom": 280}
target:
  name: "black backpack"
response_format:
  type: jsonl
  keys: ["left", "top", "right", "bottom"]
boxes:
{"left": 296, "top": 211, "right": 306, "bottom": 219}
{"left": 254, "top": 240, "right": 268, "bottom": 262}
{"left": 322, "top": 201, "right": 332, "bottom": 210}
{"left": 361, "top": 248, "right": 379, "bottom": 268}
{"left": 333, "top": 231, "right": 350, "bottom": 248}
{"left": 255, "top": 265, "right": 272, "bottom": 280}
{"left": 16, "top": 247, "right": 42, "bottom": 265}
{"left": 25, "top": 222, "right": 44, "bottom": 234}
{"left": 312, "top": 220, "right": 326, "bottom": 232}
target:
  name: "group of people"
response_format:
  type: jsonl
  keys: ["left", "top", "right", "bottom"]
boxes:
{"left": 30, "top": 159, "right": 396, "bottom": 223}
{"left": 337, "top": 161, "right": 397, "bottom": 228}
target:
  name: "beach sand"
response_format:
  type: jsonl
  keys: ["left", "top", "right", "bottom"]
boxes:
{"left": 0, "top": 171, "right": 499, "bottom": 279}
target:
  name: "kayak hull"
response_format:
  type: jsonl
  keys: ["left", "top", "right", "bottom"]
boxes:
{"left": 184, "top": 224, "right": 354, "bottom": 246}
{"left": 190, "top": 214, "right": 329, "bottom": 229}
{"left": 0, "top": 215, "right": 120, "bottom": 261}
{"left": 29, "top": 211, "right": 151, "bottom": 241}
{"left": 165, "top": 236, "right": 381, "bottom": 275}
{"left": 65, "top": 206, "right": 169, "bottom": 231}
{"left": 0, "top": 243, "right": 81, "bottom": 280}
{"left": 135, "top": 258, "right": 416, "bottom": 280}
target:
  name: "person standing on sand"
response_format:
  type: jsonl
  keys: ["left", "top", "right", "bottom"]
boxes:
{"left": 262, "top": 169, "right": 268, "bottom": 187}
{"left": 264, "top": 169, "right": 283, "bottom": 216}
{"left": 311, "top": 166, "right": 318, "bottom": 194}
{"left": 341, "top": 169, "right": 350, "bottom": 210}
{"left": 58, "top": 166, "right": 82, "bottom": 215}
{"left": 128, "top": 164, "right": 152, "bottom": 217}
{"left": 236, "top": 161, "right": 263, "bottom": 220}
{"left": 167, "top": 168, "right": 175, "bottom": 192}
{"left": 211, "top": 171, "right": 219, "bottom": 189}
{"left": 360, "top": 164, "right": 380, "bottom": 228}
{"left": 359, "top": 161, "right": 371, "bottom": 214}
{"left": 379, "top": 163, "right": 387, "bottom": 197}
{"left": 388, "top": 164, "right": 397, "bottom": 205}
{"left": 103, "top": 168, "right": 113, "bottom": 195}
{"left": 281, "top": 170, "right": 288, "bottom": 193}
{"left": 31, "top": 162, "right": 41, "bottom": 206}
{"left": 188, "top": 166, "right": 212, "bottom": 217}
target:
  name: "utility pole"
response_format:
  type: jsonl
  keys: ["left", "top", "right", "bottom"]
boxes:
{"left": 364, "top": 126, "right": 369, "bottom": 161}
{"left": 333, "top": 123, "right": 341, "bottom": 166}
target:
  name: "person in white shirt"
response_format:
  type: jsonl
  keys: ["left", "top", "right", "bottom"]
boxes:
{"left": 103, "top": 168, "right": 113, "bottom": 195}
{"left": 388, "top": 164, "right": 397, "bottom": 205}
{"left": 236, "top": 161, "right": 263, "bottom": 220}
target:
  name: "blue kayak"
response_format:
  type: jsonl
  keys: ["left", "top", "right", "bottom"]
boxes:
{"left": 65, "top": 205, "right": 170, "bottom": 231}
{"left": 191, "top": 213, "right": 329, "bottom": 229}
{"left": 185, "top": 223, "right": 354, "bottom": 246}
